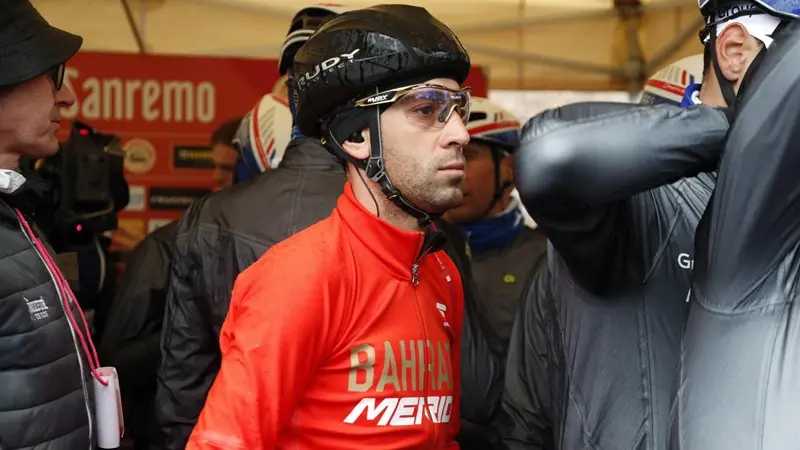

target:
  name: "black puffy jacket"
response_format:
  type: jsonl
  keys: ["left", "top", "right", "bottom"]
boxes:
{"left": 155, "top": 139, "right": 498, "bottom": 449}
{"left": 499, "top": 102, "right": 729, "bottom": 450}
{"left": 670, "top": 25, "right": 800, "bottom": 450}
{"left": 0, "top": 174, "right": 94, "bottom": 449}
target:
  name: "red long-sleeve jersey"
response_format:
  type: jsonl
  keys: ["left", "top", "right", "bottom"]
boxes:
{"left": 187, "top": 182, "right": 463, "bottom": 449}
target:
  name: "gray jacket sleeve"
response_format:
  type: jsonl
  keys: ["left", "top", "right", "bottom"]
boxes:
{"left": 99, "top": 222, "right": 177, "bottom": 396}
{"left": 155, "top": 200, "right": 220, "bottom": 450}
{"left": 514, "top": 102, "right": 729, "bottom": 293}
{"left": 694, "top": 26, "right": 800, "bottom": 306}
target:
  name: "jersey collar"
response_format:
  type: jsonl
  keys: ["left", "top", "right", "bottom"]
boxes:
{"left": 682, "top": 83, "right": 703, "bottom": 107}
{"left": 336, "top": 182, "right": 445, "bottom": 281}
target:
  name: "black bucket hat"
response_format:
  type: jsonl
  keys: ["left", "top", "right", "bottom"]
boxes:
{"left": 0, "top": 0, "right": 83, "bottom": 88}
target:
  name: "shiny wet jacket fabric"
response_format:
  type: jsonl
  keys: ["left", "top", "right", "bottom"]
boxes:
{"left": 671, "top": 23, "right": 800, "bottom": 450}
{"left": 499, "top": 101, "right": 729, "bottom": 450}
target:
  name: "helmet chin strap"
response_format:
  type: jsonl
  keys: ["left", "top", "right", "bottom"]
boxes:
{"left": 709, "top": 27, "right": 739, "bottom": 107}
{"left": 363, "top": 107, "right": 440, "bottom": 228}
{"left": 478, "top": 148, "right": 512, "bottom": 220}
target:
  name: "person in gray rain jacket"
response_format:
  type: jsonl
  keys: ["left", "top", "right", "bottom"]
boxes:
{"left": 498, "top": 52, "right": 729, "bottom": 449}
{"left": 669, "top": 2, "right": 800, "bottom": 448}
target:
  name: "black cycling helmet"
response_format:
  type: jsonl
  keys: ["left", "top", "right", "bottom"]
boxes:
{"left": 293, "top": 4, "right": 470, "bottom": 138}
{"left": 293, "top": 4, "right": 471, "bottom": 226}
{"left": 278, "top": 5, "right": 344, "bottom": 76}
{"left": 698, "top": 0, "right": 798, "bottom": 106}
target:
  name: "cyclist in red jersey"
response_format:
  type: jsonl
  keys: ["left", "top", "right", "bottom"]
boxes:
{"left": 188, "top": 5, "right": 472, "bottom": 449}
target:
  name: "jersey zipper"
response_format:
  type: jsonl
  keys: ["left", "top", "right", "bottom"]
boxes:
{"left": 17, "top": 214, "right": 94, "bottom": 448}
{"left": 411, "top": 233, "right": 438, "bottom": 447}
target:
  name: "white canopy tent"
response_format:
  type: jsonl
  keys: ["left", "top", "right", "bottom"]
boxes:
{"left": 33, "top": 0, "right": 705, "bottom": 91}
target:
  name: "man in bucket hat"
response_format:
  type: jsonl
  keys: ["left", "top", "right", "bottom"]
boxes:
{"left": 0, "top": 0, "right": 81, "bottom": 169}
{"left": 0, "top": 1, "right": 99, "bottom": 449}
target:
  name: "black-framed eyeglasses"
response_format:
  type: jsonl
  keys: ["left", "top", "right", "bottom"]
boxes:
{"left": 50, "top": 63, "right": 66, "bottom": 91}
{"left": 354, "top": 83, "right": 472, "bottom": 129}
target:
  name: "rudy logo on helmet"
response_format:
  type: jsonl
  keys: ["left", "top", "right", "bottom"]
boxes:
{"left": 295, "top": 48, "right": 361, "bottom": 91}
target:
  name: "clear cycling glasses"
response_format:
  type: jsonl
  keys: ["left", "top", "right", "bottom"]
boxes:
{"left": 354, "top": 84, "right": 472, "bottom": 129}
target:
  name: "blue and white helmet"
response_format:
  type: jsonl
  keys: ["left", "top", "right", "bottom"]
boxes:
{"left": 698, "top": 0, "right": 798, "bottom": 48}
{"left": 699, "top": 0, "right": 799, "bottom": 20}
{"left": 640, "top": 54, "right": 704, "bottom": 106}
{"left": 233, "top": 94, "right": 293, "bottom": 181}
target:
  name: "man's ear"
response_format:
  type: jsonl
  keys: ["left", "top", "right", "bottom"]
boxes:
{"left": 340, "top": 128, "right": 371, "bottom": 160}
{"left": 716, "top": 23, "right": 750, "bottom": 83}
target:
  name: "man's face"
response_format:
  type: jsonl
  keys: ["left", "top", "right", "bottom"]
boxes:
{"left": 379, "top": 78, "right": 471, "bottom": 214}
{"left": 0, "top": 73, "right": 76, "bottom": 166}
{"left": 211, "top": 143, "right": 238, "bottom": 190}
{"left": 446, "top": 141, "right": 502, "bottom": 223}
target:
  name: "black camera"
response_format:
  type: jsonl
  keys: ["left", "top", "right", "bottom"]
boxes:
{"left": 36, "top": 120, "right": 130, "bottom": 250}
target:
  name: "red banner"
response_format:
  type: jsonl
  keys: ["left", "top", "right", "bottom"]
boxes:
{"left": 58, "top": 51, "right": 488, "bottom": 250}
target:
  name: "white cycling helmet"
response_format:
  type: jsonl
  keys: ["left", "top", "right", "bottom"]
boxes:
{"left": 466, "top": 97, "right": 522, "bottom": 152}
{"left": 233, "top": 94, "right": 293, "bottom": 180}
{"left": 640, "top": 54, "right": 704, "bottom": 105}
{"left": 465, "top": 97, "right": 533, "bottom": 223}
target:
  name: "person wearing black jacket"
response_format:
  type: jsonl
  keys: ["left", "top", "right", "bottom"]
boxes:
{"left": 498, "top": 66, "right": 730, "bottom": 449}
{"left": 497, "top": 54, "right": 713, "bottom": 450}
{"left": 99, "top": 221, "right": 177, "bottom": 450}
{"left": 670, "top": 6, "right": 800, "bottom": 450}
{"left": 445, "top": 97, "right": 546, "bottom": 449}
{"left": 496, "top": 254, "right": 552, "bottom": 449}
{"left": 448, "top": 97, "right": 548, "bottom": 356}
{"left": 0, "top": 1, "right": 100, "bottom": 448}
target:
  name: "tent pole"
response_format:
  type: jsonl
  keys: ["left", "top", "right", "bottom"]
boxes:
{"left": 121, "top": 0, "right": 147, "bottom": 54}
{"left": 467, "top": 46, "right": 625, "bottom": 76}
{"left": 614, "top": 0, "right": 645, "bottom": 97}
{"left": 453, "top": 0, "right": 688, "bottom": 34}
